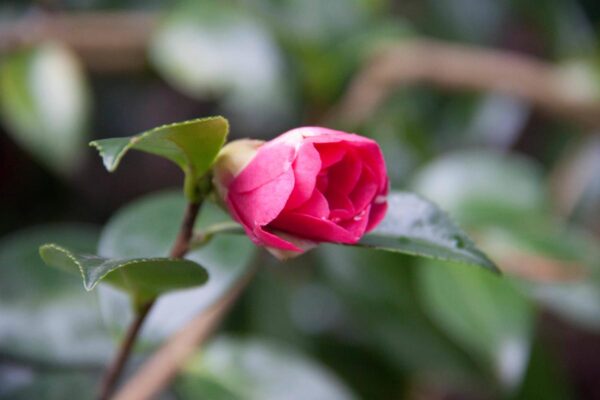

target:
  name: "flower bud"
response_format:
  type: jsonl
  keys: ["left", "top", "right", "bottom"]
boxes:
{"left": 213, "top": 127, "right": 388, "bottom": 260}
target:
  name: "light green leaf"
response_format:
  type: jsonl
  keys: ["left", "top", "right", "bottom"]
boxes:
{"left": 96, "top": 190, "right": 255, "bottom": 341}
{"left": 0, "top": 42, "right": 90, "bottom": 175}
{"left": 411, "top": 150, "right": 546, "bottom": 226}
{"left": 0, "top": 224, "right": 112, "bottom": 364}
{"left": 39, "top": 244, "right": 208, "bottom": 302}
{"left": 358, "top": 191, "right": 498, "bottom": 272}
{"left": 149, "top": 3, "right": 291, "bottom": 133}
{"left": 89, "top": 116, "right": 228, "bottom": 200}
{"left": 176, "top": 336, "right": 357, "bottom": 400}
{"left": 419, "top": 261, "right": 534, "bottom": 390}
{"left": 0, "top": 370, "right": 100, "bottom": 400}
{"left": 316, "top": 245, "right": 482, "bottom": 383}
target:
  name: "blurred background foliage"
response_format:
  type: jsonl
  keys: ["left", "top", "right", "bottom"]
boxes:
{"left": 1, "top": 0, "right": 600, "bottom": 399}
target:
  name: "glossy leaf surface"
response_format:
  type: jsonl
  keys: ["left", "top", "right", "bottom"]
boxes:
{"left": 176, "top": 336, "right": 357, "bottom": 400}
{"left": 0, "top": 42, "right": 89, "bottom": 174}
{"left": 359, "top": 192, "right": 498, "bottom": 272}
{"left": 39, "top": 244, "right": 208, "bottom": 302}
{"left": 89, "top": 116, "right": 228, "bottom": 200}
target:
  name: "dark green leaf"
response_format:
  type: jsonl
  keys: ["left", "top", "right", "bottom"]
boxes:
{"left": 39, "top": 244, "right": 208, "bottom": 302}
{"left": 176, "top": 336, "right": 357, "bottom": 400}
{"left": 0, "top": 224, "right": 111, "bottom": 364}
{"left": 411, "top": 150, "right": 546, "bottom": 225}
{"left": 89, "top": 116, "right": 228, "bottom": 200}
{"left": 0, "top": 369, "right": 99, "bottom": 400}
{"left": 418, "top": 261, "right": 534, "bottom": 389}
{"left": 0, "top": 43, "right": 89, "bottom": 175}
{"left": 149, "top": 3, "right": 291, "bottom": 132}
{"left": 358, "top": 191, "right": 498, "bottom": 272}
{"left": 316, "top": 245, "right": 483, "bottom": 384}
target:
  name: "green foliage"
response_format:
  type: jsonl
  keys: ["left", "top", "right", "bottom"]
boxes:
{"left": 176, "top": 336, "right": 357, "bottom": 400}
{"left": 412, "top": 150, "right": 547, "bottom": 225}
{"left": 96, "top": 191, "right": 255, "bottom": 341}
{"left": 317, "top": 245, "right": 483, "bottom": 385}
{"left": 0, "top": 224, "right": 111, "bottom": 364}
{"left": 90, "top": 116, "right": 228, "bottom": 201}
{"left": 0, "top": 42, "right": 90, "bottom": 175}
{"left": 418, "top": 261, "right": 534, "bottom": 390}
{"left": 149, "top": 2, "right": 291, "bottom": 132}
{"left": 359, "top": 191, "right": 498, "bottom": 272}
{"left": 0, "top": 370, "right": 99, "bottom": 400}
{"left": 39, "top": 244, "right": 208, "bottom": 304}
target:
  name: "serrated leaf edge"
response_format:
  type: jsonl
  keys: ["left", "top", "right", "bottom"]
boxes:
{"left": 89, "top": 115, "right": 228, "bottom": 173}
{"left": 39, "top": 243, "right": 205, "bottom": 291}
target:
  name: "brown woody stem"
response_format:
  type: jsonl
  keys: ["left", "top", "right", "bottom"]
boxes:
{"left": 97, "top": 200, "right": 202, "bottom": 400}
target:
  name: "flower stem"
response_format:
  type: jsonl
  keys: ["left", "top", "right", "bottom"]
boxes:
{"left": 97, "top": 200, "right": 202, "bottom": 400}
{"left": 97, "top": 301, "right": 153, "bottom": 400}
{"left": 188, "top": 221, "right": 245, "bottom": 250}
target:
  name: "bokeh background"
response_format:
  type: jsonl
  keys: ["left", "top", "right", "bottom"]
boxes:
{"left": 1, "top": 0, "right": 600, "bottom": 399}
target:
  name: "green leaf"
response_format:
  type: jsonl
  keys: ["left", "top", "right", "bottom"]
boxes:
{"left": 89, "top": 116, "right": 228, "bottom": 200}
{"left": 0, "top": 42, "right": 90, "bottom": 175}
{"left": 0, "top": 224, "right": 112, "bottom": 364}
{"left": 411, "top": 150, "right": 546, "bottom": 226}
{"left": 96, "top": 190, "right": 255, "bottom": 341}
{"left": 39, "top": 244, "right": 208, "bottom": 303}
{"left": 149, "top": 3, "right": 291, "bottom": 132}
{"left": 358, "top": 191, "right": 498, "bottom": 272}
{"left": 176, "top": 336, "right": 357, "bottom": 400}
{"left": 418, "top": 261, "right": 534, "bottom": 390}
{"left": 316, "top": 245, "right": 483, "bottom": 384}
{"left": 0, "top": 370, "right": 100, "bottom": 400}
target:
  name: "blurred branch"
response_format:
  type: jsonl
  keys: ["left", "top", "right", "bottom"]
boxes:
{"left": 0, "top": 12, "right": 158, "bottom": 72}
{"left": 4, "top": 14, "right": 600, "bottom": 128}
{"left": 496, "top": 251, "right": 588, "bottom": 283}
{"left": 329, "top": 39, "right": 600, "bottom": 129}
{"left": 98, "top": 201, "right": 202, "bottom": 400}
{"left": 0, "top": 351, "right": 103, "bottom": 373}
{"left": 112, "top": 264, "right": 258, "bottom": 400}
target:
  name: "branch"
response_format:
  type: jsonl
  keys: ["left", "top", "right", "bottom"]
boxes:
{"left": 4, "top": 14, "right": 600, "bottom": 127}
{"left": 97, "top": 200, "right": 202, "bottom": 400}
{"left": 97, "top": 301, "right": 153, "bottom": 400}
{"left": 329, "top": 38, "right": 600, "bottom": 129}
{"left": 0, "top": 12, "right": 158, "bottom": 72}
{"left": 112, "top": 264, "right": 258, "bottom": 400}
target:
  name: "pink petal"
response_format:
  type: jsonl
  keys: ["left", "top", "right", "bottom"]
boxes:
{"left": 291, "top": 189, "right": 329, "bottom": 219}
{"left": 300, "top": 127, "right": 376, "bottom": 146}
{"left": 326, "top": 152, "right": 362, "bottom": 196}
{"left": 366, "top": 201, "right": 388, "bottom": 232}
{"left": 270, "top": 213, "right": 357, "bottom": 243}
{"left": 229, "top": 168, "right": 295, "bottom": 228}
{"left": 315, "top": 143, "right": 346, "bottom": 168}
{"left": 349, "top": 166, "right": 378, "bottom": 212}
{"left": 355, "top": 142, "right": 387, "bottom": 193}
{"left": 316, "top": 173, "right": 329, "bottom": 193}
{"left": 285, "top": 143, "right": 321, "bottom": 209}
{"left": 254, "top": 225, "right": 302, "bottom": 251}
{"left": 328, "top": 192, "right": 355, "bottom": 221}
{"left": 230, "top": 141, "right": 297, "bottom": 193}
{"left": 338, "top": 205, "right": 371, "bottom": 239}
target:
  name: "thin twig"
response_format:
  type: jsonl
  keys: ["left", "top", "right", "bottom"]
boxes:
{"left": 329, "top": 38, "right": 600, "bottom": 129}
{"left": 4, "top": 13, "right": 600, "bottom": 126}
{"left": 112, "top": 264, "right": 258, "bottom": 400}
{"left": 97, "top": 301, "right": 154, "bottom": 400}
{"left": 169, "top": 202, "right": 202, "bottom": 259}
{"left": 97, "top": 200, "right": 202, "bottom": 400}
{"left": 189, "top": 221, "right": 245, "bottom": 250}
{"left": 0, "top": 11, "right": 158, "bottom": 72}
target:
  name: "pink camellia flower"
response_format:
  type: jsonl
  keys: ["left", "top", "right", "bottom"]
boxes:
{"left": 213, "top": 127, "right": 388, "bottom": 257}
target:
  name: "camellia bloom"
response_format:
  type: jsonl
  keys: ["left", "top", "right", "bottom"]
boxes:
{"left": 213, "top": 127, "right": 388, "bottom": 257}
